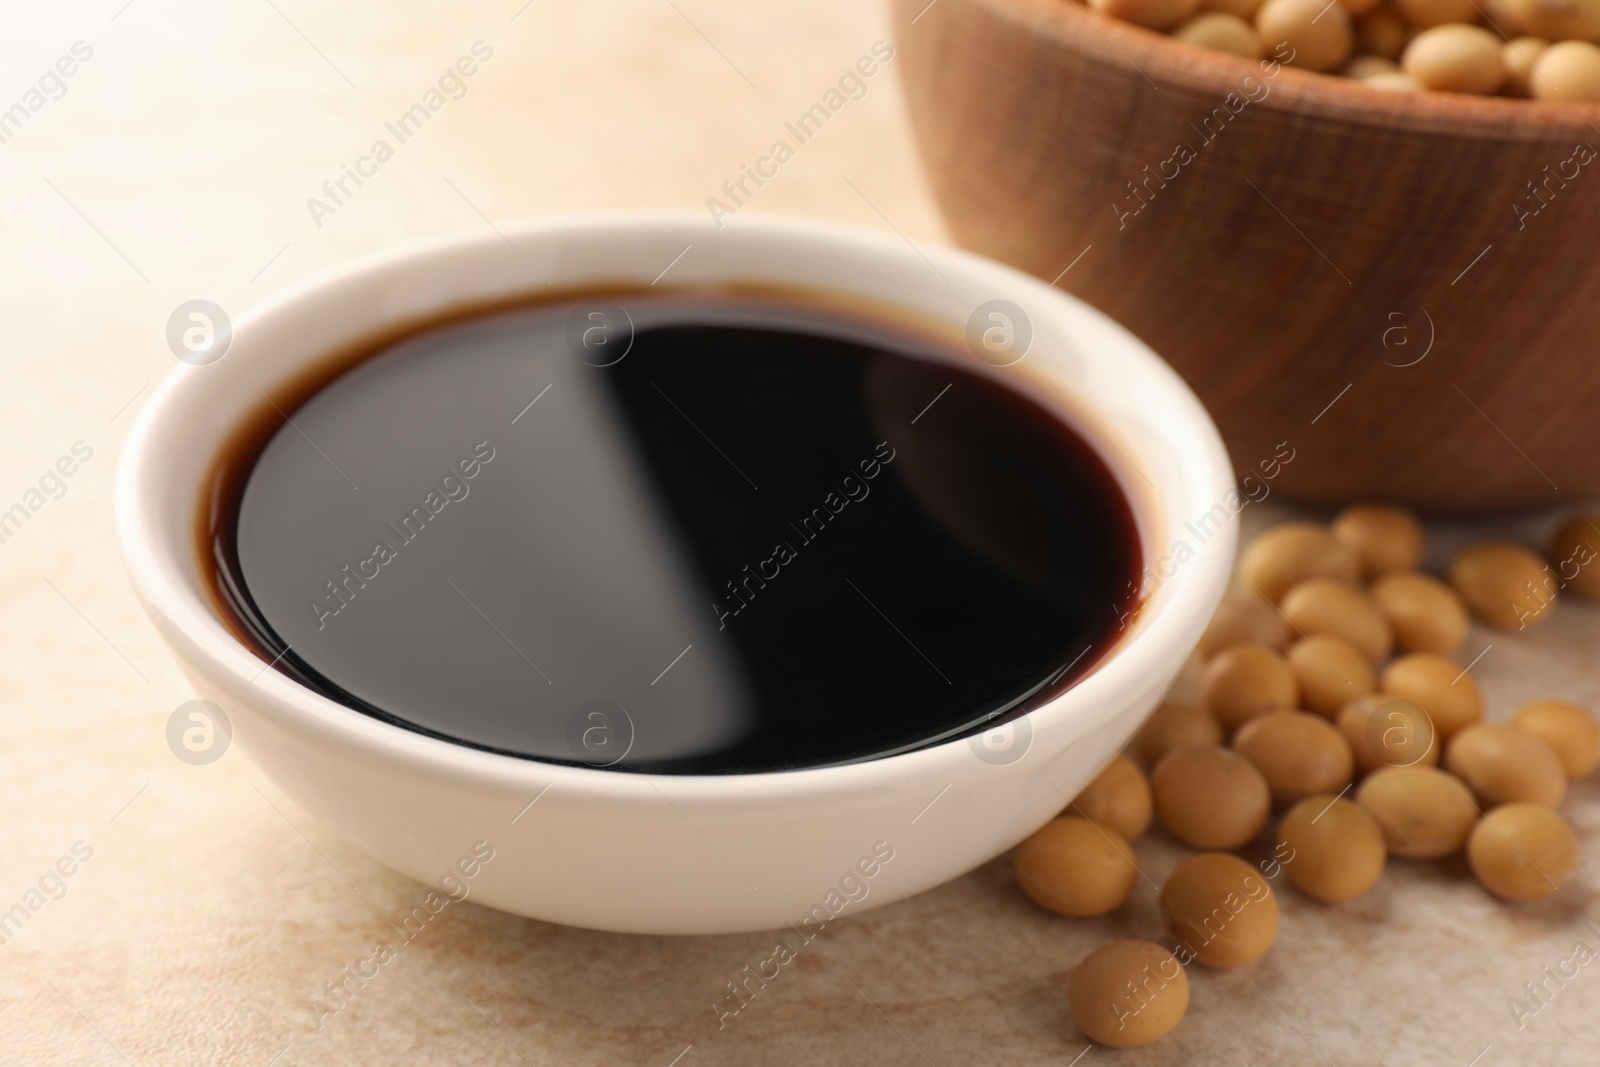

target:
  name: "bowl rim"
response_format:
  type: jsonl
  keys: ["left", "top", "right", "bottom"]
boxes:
{"left": 115, "top": 210, "right": 1237, "bottom": 804}
{"left": 956, "top": 0, "right": 1600, "bottom": 135}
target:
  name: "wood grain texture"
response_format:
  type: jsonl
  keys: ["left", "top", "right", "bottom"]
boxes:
{"left": 892, "top": 0, "right": 1600, "bottom": 512}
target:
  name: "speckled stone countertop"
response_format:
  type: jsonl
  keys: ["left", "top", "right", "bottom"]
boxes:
{"left": 1, "top": 2, "right": 1595, "bottom": 1064}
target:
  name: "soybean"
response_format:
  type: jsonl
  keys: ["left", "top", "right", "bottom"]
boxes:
{"left": 1232, "top": 711, "right": 1355, "bottom": 806}
{"left": 1202, "top": 644, "right": 1299, "bottom": 732}
{"left": 1467, "top": 804, "right": 1581, "bottom": 902}
{"left": 1287, "top": 634, "right": 1375, "bottom": 717}
{"left": 1380, "top": 653, "right": 1483, "bottom": 740}
{"left": 1161, "top": 853, "right": 1279, "bottom": 967}
{"left": 1356, "top": 5, "right": 1410, "bottom": 59}
{"left": 1174, "top": 11, "right": 1267, "bottom": 54}
{"left": 1503, "top": 37, "right": 1549, "bottom": 96}
{"left": 1445, "top": 723, "right": 1566, "bottom": 808}
{"left": 1134, "top": 701, "right": 1226, "bottom": 766}
{"left": 1372, "top": 571, "right": 1469, "bottom": 655}
{"left": 1256, "top": 0, "right": 1355, "bottom": 71}
{"left": 1356, "top": 765, "right": 1479, "bottom": 859}
{"left": 1449, "top": 540, "right": 1557, "bottom": 631}
{"left": 1282, "top": 578, "right": 1393, "bottom": 663}
{"left": 1532, "top": 41, "right": 1600, "bottom": 100}
{"left": 1015, "top": 817, "right": 1140, "bottom": 917}
{"left": 1338, "top": 695, "right": 1439, "bottom": 772}
{"left": 1547, "top": 516, "right": 1600, "bottom": 600}
{"left": 1278, "top": 796, "right": 1388, "bottom": 902}
{"left": 1238, "top": 522, "right": 1361, "bottom": 603}
{"left": 1512, "top": 699, "right": 1600, "bottom": 778}
{"left": 1345, "top": 54, "right": 1402, "bottom": 77}
{"left": 1092, "top": 0, "right": 1206, "bottom": 29}
{"left": 1199, "top": 592, "right": 1292, "bottom": 657}
{"left": 1331, "top": 503, "right": 1425, "bottom": 578}
{"left": 1069, "top": 941, "right": 1190, "bottom": 1047}
{"left": 1402, "top": 24, "right": 1508, "bottom": 94}
{"left": 1151, "top": 746, "right": 1272, "bottom": 850}
{"left": 1502, "top": 0, "right": 1600, "bottom": 44}
{"left": 1072, "top": 755, "right": 1155, "bottom": 840}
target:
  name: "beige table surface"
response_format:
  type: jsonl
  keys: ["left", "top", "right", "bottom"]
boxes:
{"left": 2, "top": 1, "right": 1597, "bottom": 1064}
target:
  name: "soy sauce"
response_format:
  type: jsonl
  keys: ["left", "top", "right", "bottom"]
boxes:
{"left": 205, "top": 288, "right": 1142, "bottom": 773}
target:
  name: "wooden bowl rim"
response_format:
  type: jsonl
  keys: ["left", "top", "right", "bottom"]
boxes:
{"left": 960, "top": 0, "right": 1600, "bottom": 138}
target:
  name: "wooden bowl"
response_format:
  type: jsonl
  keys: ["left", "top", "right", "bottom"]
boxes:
{"left": 892, "top": 0, "right": 1600, "bottom": 512}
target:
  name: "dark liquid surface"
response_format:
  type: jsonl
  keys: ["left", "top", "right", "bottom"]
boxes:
{"left": 215, "top": 290, "right": 1141, "bottom": 774}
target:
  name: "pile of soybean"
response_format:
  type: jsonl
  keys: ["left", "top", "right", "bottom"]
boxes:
{"left": 1086, "top": 0, "right": 1600, "bottom": 100}
{"left": 1020, "top": 504, "right": 1600, "bottom": 1049}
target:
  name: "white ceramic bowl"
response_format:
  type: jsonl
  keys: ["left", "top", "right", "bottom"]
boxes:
{"left": 116, "top": 212, "right": 1235, "bottom": 934}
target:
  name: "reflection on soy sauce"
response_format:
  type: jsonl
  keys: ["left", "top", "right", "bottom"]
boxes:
{"left": 214, "top": 289, "right": 1142, "bottom": 774}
